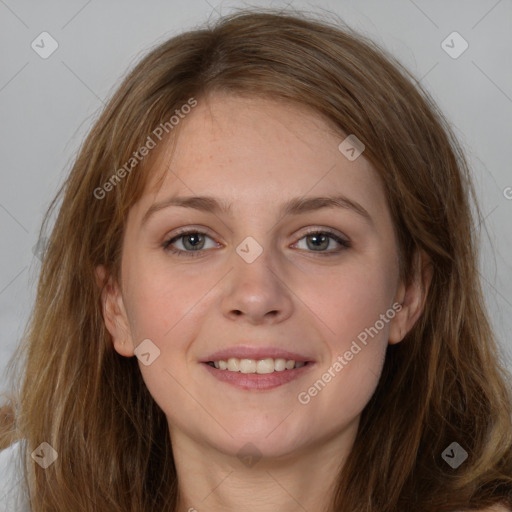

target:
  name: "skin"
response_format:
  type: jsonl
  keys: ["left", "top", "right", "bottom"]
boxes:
{"left": 98, "top": 92, "right": 433, "bottom": 512}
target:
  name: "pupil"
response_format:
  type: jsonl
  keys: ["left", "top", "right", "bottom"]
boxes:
{"left": 308, "top": 234, "right": 328, "bottom": 251}
{"left": 185, "top": 233, "right": 203, "bottom": 250}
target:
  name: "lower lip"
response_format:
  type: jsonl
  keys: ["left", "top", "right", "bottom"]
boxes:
{"left": 201, "top": 362, "right": 315, "bottom": 390}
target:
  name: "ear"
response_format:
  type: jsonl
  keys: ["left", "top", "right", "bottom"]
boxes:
{"left": 95, "top": 265, "right": 135, "bottom": 357}
{"left": 388, "top": 249, "right": 433, "bottom": 345}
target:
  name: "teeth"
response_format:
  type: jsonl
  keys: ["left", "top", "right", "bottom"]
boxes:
{"left": 256, "top": 358, "right": 274, "bottom": 374}
{"left": 209, "top": 357, "right": 307, "bottom": 374}
{"left": 239, "top": 358, "right": 256, "bottom": 373}
{"left": 285, "top": 359, "right": 295, "bottom": 370}
{"left": 274, "top": 358, "right": 286, "bottom": 371}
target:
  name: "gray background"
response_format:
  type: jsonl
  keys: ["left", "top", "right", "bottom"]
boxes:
{"left": 1, "top": 0, "right": 511, "bottom": 395}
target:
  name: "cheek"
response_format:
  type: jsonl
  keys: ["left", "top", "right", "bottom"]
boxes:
{"left": 122, "top": 253, "right": 200, "bottom": 342}
{"left": 302, "top": 258, "right": 397, "bottom": 418}
{"left": 299, "top": 284, "right": 392, "bottom": 430}
{"left": 121, "top": 257, "right": 212, "bottom": 390}
{"left": 123, "top": 264, "right": 205, "bottom": 419}
{"left": 305, "top": 259, "right": 396, "bottom": 346}
{"left": 297, "top": 257, "right": 396, "bottom": 407}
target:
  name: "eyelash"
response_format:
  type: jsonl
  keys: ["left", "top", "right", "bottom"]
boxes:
{"left": 162, "top": 228, "right": 351, "bottom": 257}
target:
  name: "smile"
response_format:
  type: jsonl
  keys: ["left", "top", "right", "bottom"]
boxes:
{"left": 202, "top": 358, "right": 314, "bottom": 390}
{"left": 207, "top": 357, "right": 308, "bottom": 374}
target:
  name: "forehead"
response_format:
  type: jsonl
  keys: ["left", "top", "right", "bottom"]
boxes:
{"left": 133, "top": 92, "right": 388, "bottom": 222}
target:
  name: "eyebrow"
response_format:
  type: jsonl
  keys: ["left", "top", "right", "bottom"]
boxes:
{"left": 141, "top": 194, "right": 374, "bottom": 227}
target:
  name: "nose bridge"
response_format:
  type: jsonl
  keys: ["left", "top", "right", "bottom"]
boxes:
{"left": 222, "top": 235, "right": 293, "bottom": 323}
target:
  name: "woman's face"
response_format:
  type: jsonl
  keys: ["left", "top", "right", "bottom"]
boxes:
{"left": 100, "top": 92, "right": 419, "bottom": 460}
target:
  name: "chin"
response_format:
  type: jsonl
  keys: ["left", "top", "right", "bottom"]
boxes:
{"left": 210, "top": 420, "right": 311, "bottom": 460}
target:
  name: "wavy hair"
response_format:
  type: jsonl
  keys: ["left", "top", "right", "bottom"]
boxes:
{"left": 2, "top": 7, "right": 512, "bottom": 511}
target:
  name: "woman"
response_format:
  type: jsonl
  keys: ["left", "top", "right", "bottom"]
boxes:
{"left": 1, "top": 8, "right": 511, "bottom": 512}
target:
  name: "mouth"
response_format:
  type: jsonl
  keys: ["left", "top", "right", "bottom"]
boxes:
{"left": 205, "top": 357, "right": 311, "bottom": 374}
{"left": 200, "top": 346, "right": 316, "bottom": 390}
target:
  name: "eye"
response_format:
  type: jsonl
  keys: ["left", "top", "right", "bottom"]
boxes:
{"left": 293, "top": 230, "right": 351, "bottom": 254}
{"left": 162, "top": 230, "right": 218, "bottom": 257}
{"left": 162, "top": 228, "right": 351, "bottom": 258}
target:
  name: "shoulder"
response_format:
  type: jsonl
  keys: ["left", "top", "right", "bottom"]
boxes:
{"left": 0, "top": 440, "right": 31, "bottom": 511}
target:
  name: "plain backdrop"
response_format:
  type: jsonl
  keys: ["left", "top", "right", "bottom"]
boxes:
{"left": 1, "top": 0, "right": 511, "bottom": 395}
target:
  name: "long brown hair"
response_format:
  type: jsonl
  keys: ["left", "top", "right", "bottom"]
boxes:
{"left": 3, "top": 7, "right": 512, "bottom": 511}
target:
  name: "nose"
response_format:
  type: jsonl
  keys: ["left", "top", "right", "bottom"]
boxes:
{"left": 221, "top": 246, "right": 294, "bottom": 325}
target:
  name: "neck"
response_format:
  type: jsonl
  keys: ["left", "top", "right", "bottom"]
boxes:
{"left": 171, "top": 418, "right": 358, "bottom": 512}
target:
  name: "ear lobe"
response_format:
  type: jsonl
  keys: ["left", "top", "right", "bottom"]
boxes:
{"left": 95, "top": 265, "right": 134, "bottom": 357}
{"left": 388, "top": 249, "right": 433, "bottom": 345}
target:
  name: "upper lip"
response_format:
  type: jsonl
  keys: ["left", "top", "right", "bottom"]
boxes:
{"left": 202, "top": 345, "right": 315, "bottom": 363}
